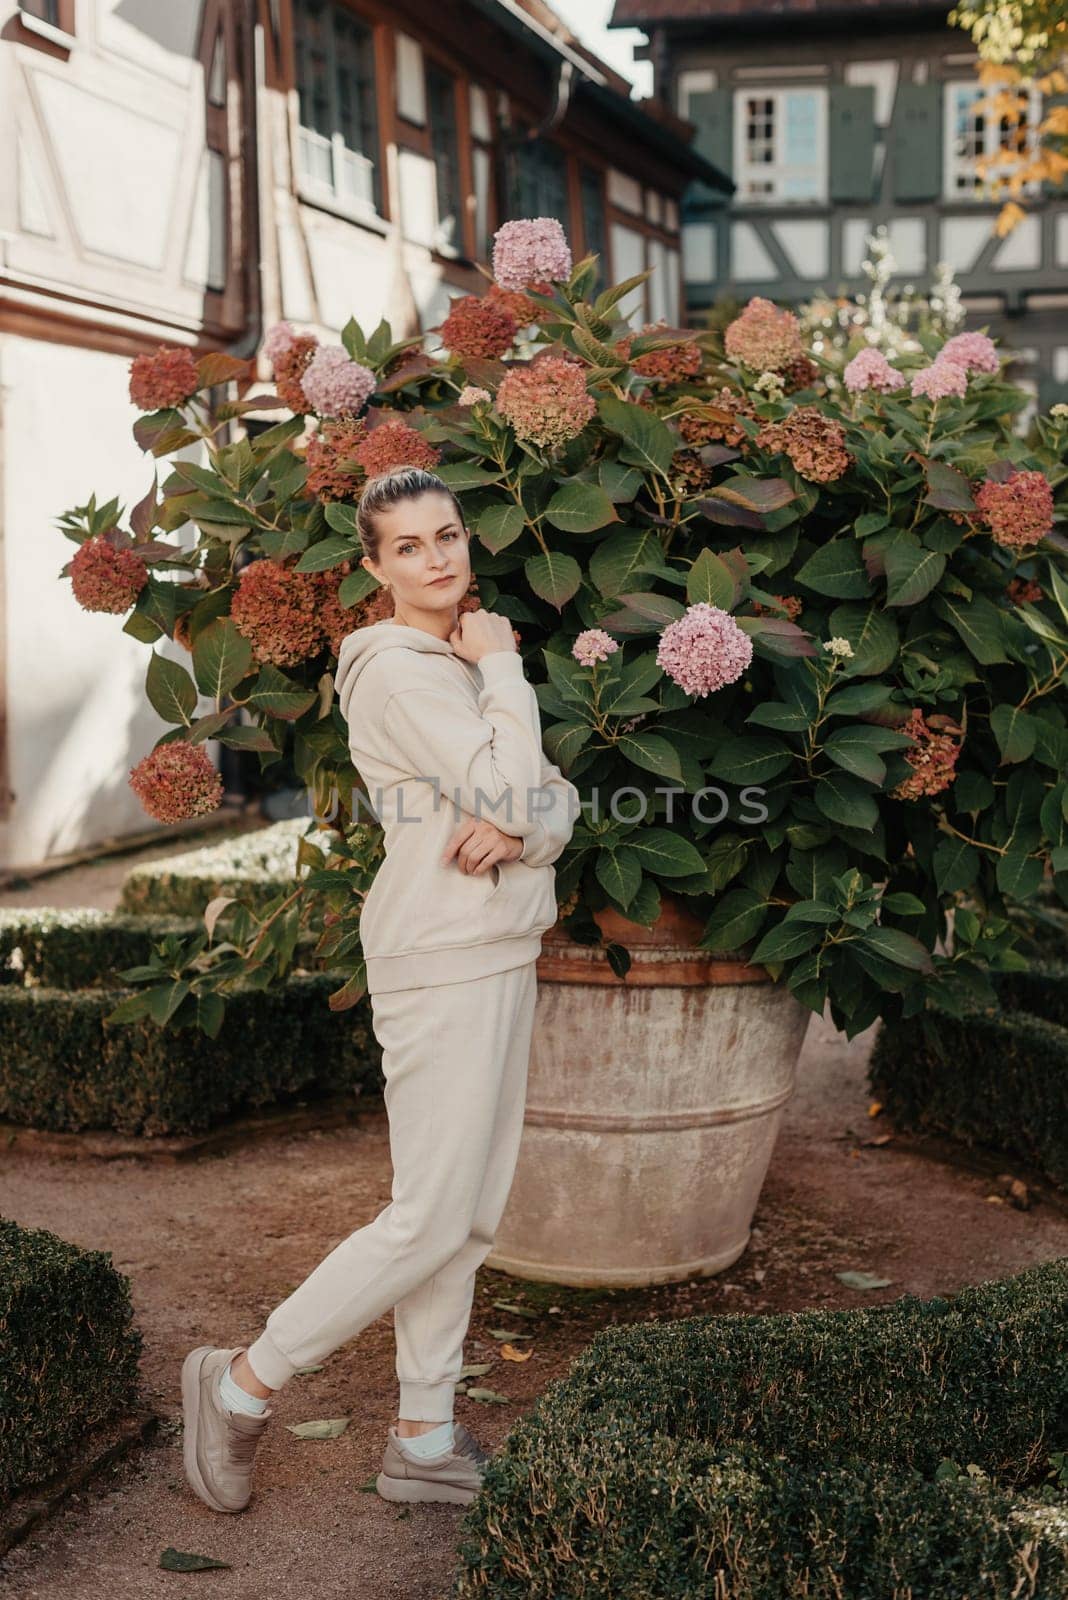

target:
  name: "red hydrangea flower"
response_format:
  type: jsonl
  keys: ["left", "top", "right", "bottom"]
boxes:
{"left": 305, "top": 420, "right": 368, "bottom": 501}
{"left": 129, "top": 345, "right": 199, "bottom": 411}
{"left": 230, "top": 557, "right": 325, "bottom": 666}
{"left": 354, "top": 420, "right": 442, "bottom": 477}
{"left": 975, "top": 469, "right": 1054, "bottom": 550}
{"left": 129, "top": 741, "right": 224, "bottom": 824}
{"left": 439, "top": 295, "right": 517, "bottom": 359}
{"left": 70, "top": 537, "right": 148, "bottom": 613}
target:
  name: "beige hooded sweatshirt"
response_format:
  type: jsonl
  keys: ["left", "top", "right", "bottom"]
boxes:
{"left": 333, "top": 620, "right": 581, "bottom": 994}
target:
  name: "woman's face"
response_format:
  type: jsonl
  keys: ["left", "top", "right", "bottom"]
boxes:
{"left": 362, "top": 492, "right": 471, "bottom": 613}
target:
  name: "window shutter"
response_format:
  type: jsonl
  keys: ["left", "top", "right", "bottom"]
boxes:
{"left": 891, "top": 82, "right": 943, "bottom": 202}
{"left": 829, "top": 84, "right": 876, "bottom": 202}
{"left": 685, "top": 87, "right": 732, "bottom": 210}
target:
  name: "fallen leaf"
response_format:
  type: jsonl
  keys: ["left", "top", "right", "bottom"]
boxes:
{"left": 868, "top": 1100, "right": 883, "bottom": 1118}
{"left": 160, "top": 1548, "right": 231, "bottom": 1572}
{"left": 836, "top": 1269, "right": 893, "bottom": 1290}
{"left": 860, "top": 1133, "right": 894, "bottom": 1147}
{"left": 294, "top": 1364, "right": 324, "bottom": 1376}
{"left": 500, "top": 1344, "right": 533, "bottom": 1362}
{"left": 286, "top": 1417, "right": 350, "bottom": 1439}
{"left": 458, "top": 1362, "right": 494, "bottom": 1379}
{"left": 487, "top": 1327, "right": 533, "bottom": 1340}
{"left": 357, "top": 1472, "right": 378, "bottom": 1493}
{"left": 491, "top": 1300, "right": 538, "bottom": 1319}
{"left": 464, "top": 1386, "right": 510, "bottom": 1404}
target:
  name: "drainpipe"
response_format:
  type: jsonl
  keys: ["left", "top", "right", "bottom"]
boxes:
{"left": 227, "top": 0, "right": 264, "bottom": 362}
{"left": 494, "top": 55, "right": 577, "bottom": 232}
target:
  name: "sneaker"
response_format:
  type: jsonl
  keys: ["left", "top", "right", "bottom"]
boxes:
{"left": 376, "top": 1421, "right": 492, "bottom": 1506}
{"left": 181, "top": 1345, "right": 273, "bottom": 1514}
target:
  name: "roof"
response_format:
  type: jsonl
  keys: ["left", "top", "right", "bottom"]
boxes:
{"left": 608, "top": 0, "right": 946, "bottom": 24}
{"left": 470, "top": 0, "right": 733, "bottom": 192}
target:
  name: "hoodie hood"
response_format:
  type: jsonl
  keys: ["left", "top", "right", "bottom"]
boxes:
{"left": 333, "top": 619, "right": 459, "bottom": 709}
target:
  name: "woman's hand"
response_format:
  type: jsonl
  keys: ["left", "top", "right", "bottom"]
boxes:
{"left": 449, "top": 608, "right": 518, "bottom": 664}
{"left": 442, "top": 815, "right": 525, "bottom": 875}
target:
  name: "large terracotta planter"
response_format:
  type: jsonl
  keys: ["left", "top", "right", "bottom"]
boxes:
{"left": 485, "top": 897, "right": 811, "bottom": 1287}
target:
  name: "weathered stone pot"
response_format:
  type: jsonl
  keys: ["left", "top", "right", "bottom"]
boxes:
{"left": 485, "top": 897, "right": 811, "bottom": 1288}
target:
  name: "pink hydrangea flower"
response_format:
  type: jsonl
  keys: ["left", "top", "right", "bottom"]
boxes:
{"left": 975, "top": 469, "right": 1054, "bottom": 549}
{"left": 724, "top": 297, "right": 804, "bottom": 374}
{"left": 492, "top": 217, "right": 572, "bottom": 292}
{"left": 940, "top": 331, "right": 1000, "bottom": 376}
{"left": 263, "top": 321, "right": 300, "bottom": 364}
{"left": 573, "top": 628, "right": 619, "bottom": 667}
{"left": 496, "top": 353, "right": 595, "bottom": 449}
{"left": 656, "top": 602, "right": 753, "bottom": 698}
{"left": 843, "top": 347, "right": 905, "bottom": 395}
{"left": 300, "top": 346, "right": 377, "bottom": 417}
{"left": 911, "top": 360, "right": 968, "bottom": 401}
{"left": 458, "top": 385, "right": 492, "bottom": 406}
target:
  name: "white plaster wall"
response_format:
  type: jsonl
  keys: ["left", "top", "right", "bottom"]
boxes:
{"left": 0, "top": 334, "right": 218, "bottom": 868}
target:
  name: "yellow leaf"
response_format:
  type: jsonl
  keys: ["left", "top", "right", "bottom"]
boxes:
{"left": 1042, "top": 106, "right": 1068, "bottom": 135}
{"left": 500, "top": 1343, "right": 533, "bottom": 1362}
{"left": 868, "top": 1100, "right": 883, "bottom": 1118}
{"left": 996, "top": 201, "right": 1027, "bottom": 237}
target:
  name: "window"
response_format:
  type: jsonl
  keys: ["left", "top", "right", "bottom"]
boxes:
{"left": 21, "top": 0, "right": 59, "bottom": 21}
{"left": 944, "top": 80, "right": 1042, "bottom": 200}
{"left": 579, "top": 163, "right": 608, "bottom": 288}
{"left": 17, "top": 0, "right": 75, "bottom": 37}
{"left": 470, "top": 85, "right": 494, "bottom": 261}
{"left": 734, "top": 87, "right": 828, "bottom": 203}
{"left": 426, "top": 61, "right": 461, "bottom": 253}
{"left": 505, "top": 128, "right": 569, "bottom": 228}
{"left": 293, "top": 0, "right": 381, "bottom": 217}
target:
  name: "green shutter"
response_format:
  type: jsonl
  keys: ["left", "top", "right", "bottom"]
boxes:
{"left": 685, "top": 87, "right": 732, "bottom": 211}
{"left": 892, "top": 82, "right": 943, "bottom": 203}
{"left": 829, "top": 84, "right": 876, "bottom": 203}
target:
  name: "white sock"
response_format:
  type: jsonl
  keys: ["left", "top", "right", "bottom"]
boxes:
{"left": 396, "top": 1419, "right": 454, "bottom": 1457}
{"left": 218, "top": 1360, "right": 269, "bottom": 1416}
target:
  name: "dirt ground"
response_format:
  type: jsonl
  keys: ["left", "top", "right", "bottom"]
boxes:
{"left": 1, "top": 827, "right": 1065, "bottom": 1600}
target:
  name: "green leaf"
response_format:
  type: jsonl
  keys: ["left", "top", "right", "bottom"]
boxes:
{"left": 707, "top": 735, "right": 794, "bottom": 785}
{"left": 625, "top": 828, "right": 706, "bottom": 878}
{"left": 996, "top": 849, "right": 1044, "bottom": 898}
{"left": 524, "top": 550, "right": 582, "bottom": 609}
{"left": 596, "top": 846, "right": 643, "bottom": 908}
{"left": 711, "top": 476, "right": 796, "bottom": 513}
{"left": 338, "top": 568, "right": 381, "bottom": 608}
{"left": 191, "top": 618, "right": 255, "bottom": 699}
{"left": 589, "top": 530, "right": 671, "bottom": 599}
{"left": 435, "top": 462, "right": 504, "bottom": 491}
{"left": 324, "top": 502, "right": 358, "bottom": 537}
{"left": 924, "top": 460, "right": 975, "bottom": 512}
{"left": 294, "top": 536, "right": 358, "bottom": 573}
{"left": 478, "top": 503, "right": 526, "bottom": 553}
{"left": 884, "top": 538, "right": 946, "bottom": 607}
{"left": 990, "top": 704, "right": 1038, "bottom": 764}
{"left": 795, "top": 540, "right": 874, "bottom": 599}
{"left": 933, "top": 593, "right": 1009, "bottom": 664}
{"left": 599, "top": 459, "right": 644, "bottom": 503}
{"left": 617, "top": 732, "right": 684, "bottom": 781}
{"left": 687, "top": 548, "right": 740, "bottom": 608}
{"left": 146, "top": 652, "right": 197, "bottom": 725}
{"left": 824, "top": 682, "right": 893, "bottom": 717}
{"left": 750, "top": 920, "right": 825, "bottom": 963}
{"left": 858, "top": 926, "right": 933, "bottom": 972}
{"left": 545, "top": 481, "right": 619, "bottom": 533}
{"left": 746, "top": 702, "right": 810, "bottom": 732}
{"left": 880, "top": 891, "right": 926, "bottom": 916}
{"left": 700, "top": 887, "right": 768, "bottom": 952}
{"left": 160, "top": 1548, "right": 232, "bottom": 1573}
{"left": 933, "top": 836, "right": 979, "bottom": 894}
{"left": 827, "top": 603, "right": 900, "bottom": 676}
{"left": 597, "top": 395, "right": 675, "bottom": 476}
{"left": 814, "top": 770, "right": 879, "bottom": 831}
{"left": 822, "top": 724, "right": 915, "bottom": 785}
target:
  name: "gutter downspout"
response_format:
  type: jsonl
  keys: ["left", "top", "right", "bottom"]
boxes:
{"left": 494, "top": 55, "right": 577, "bottom": 238}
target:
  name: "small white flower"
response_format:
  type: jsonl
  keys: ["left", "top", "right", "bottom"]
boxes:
{"left": 824, "top": 636, "right": 855, "bottom": 659}
{"left": 1051, "top": 402, "right": 1068, "bottom": 422}
{"left": 754, "top": 370, "right": 785, "bottom": 401}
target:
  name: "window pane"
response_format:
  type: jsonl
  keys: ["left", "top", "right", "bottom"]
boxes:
{"left": 473, "top": 145, "right": 492, "bottom": 261}
{"left": 579, "top": 163, "right": 607, "bottom": 288}
{"left": 507, "top": 130, "right": 568, "bottom": 230}
{"left": 294, "top": 0, "right": 380, "bottom": 212}
{"left": 427, "top": 62, "right": 461, "bottom": 251}
{"left": 20, "top": 0, "right": 61, "bottom": 24}
{"left": 294, "top": 0, "right": 333, "bottom": 142}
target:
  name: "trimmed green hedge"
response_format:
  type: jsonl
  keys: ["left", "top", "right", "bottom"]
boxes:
{"left": 0, "top": 972, "right": 383, "bottom": 1136}
{"left": 453, "top": 1258, "right": 1068, "bottom": 1598}
{"left": 0, "top": 907, "right": 318, "bottom": 991}
{"left": 867, "top": 1008, "right": 1068, "bottom": 1186}
{"left": 0, "top": 1219, "right": 143, "bottom": 1501}
{"left": 117, "top": 818, "right": 314, "bottom": 917}
{"left": 991, "top": 959, "right": 1068, "bottom": 1031}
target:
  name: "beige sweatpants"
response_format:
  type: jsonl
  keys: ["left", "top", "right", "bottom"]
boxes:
{"left": 244, "top": 958, "right": 538, "bottom": 1421}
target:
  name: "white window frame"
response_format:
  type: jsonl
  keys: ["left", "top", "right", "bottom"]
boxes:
{"left": 943, "top": 79, "right": 1044, "bottom": 201}
{"left": 733, "top": 86, "right": 829, "bottom": 205}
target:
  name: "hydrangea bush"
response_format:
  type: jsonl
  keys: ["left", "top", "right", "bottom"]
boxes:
{"left": 57, "top": 217, "right": 1068, "bottom": 1038}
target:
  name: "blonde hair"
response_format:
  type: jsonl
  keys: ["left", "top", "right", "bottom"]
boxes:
{"left": 356, "top": 467, "right": 466, "bottom": 562}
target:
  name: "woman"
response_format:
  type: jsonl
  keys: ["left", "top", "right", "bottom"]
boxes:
{"left": 182, "top": 466, "right": 580, "bottom": 1513}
